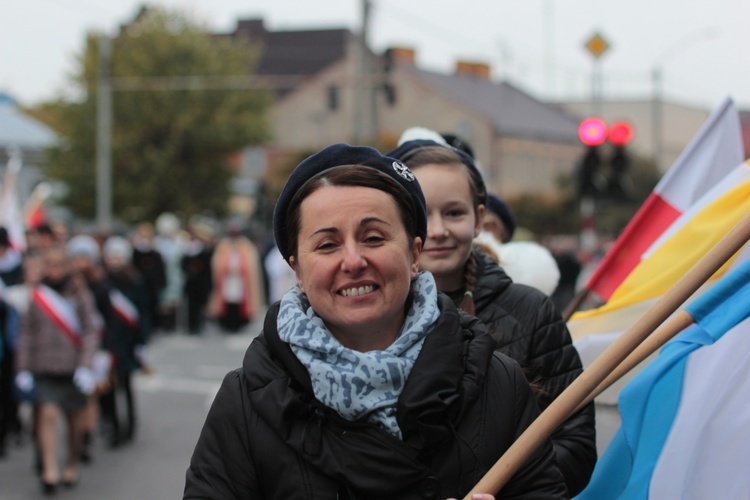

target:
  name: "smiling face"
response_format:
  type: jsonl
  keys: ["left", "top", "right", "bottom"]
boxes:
{"left": 290, "top": 185, "right": 421, "bottom": 351}
{"left": 413, "top": 163, "right": 484, "bottom": 292}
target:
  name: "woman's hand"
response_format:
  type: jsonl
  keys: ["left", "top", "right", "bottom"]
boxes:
{"left": 447, "top": 495, "right": 495, "bottom": 500}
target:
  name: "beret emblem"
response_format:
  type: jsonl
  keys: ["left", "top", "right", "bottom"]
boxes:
{"left": 392, "top": 161, "right": 415, "bottom": 182}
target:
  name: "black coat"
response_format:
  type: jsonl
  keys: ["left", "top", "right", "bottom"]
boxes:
{"left": 185, "top": 294, "right": 567, "bottom": 500}
{"left": 107, "top": 268, "right": 150, "bottom": 376}
{"left": 471, "top": 249, "right": 597, "bottom": 496}
{"left": 181, "top": 247, "right": 214, "bottom": 304}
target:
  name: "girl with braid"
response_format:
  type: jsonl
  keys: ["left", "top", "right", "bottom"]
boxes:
{"left": 388, "top": 131, "right": 597, "bottom": 496}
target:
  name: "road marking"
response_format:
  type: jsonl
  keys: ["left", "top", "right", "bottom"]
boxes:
{"left": 135, "top": 374, "right": 221, "bottom": 397}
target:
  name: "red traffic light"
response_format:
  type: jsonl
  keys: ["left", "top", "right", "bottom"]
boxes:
{"left": 609, "top": 121, "right": 634, "bottom": 146}
{"left": 578, "top": 117, "right": 608, "bottom": 146}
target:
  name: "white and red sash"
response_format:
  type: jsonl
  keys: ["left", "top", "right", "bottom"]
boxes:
{"left": 109, "top": 288, "right": 139, "bottom": 329}
{"left": 33, "top": 285, "right": 82, "bottom": 348}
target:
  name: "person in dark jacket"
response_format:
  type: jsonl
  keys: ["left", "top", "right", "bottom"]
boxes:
{"left": 0, "top": 292, "right": 19, "bottom": 460}
{"left": 181, "top": 223, "right": 214, "bottom": 334}
{"left": 102, "top": 236, "right": 151, "bottom": 446}
{"left": 0, "top": 226, "right": 23, "bottom": 457}
{"left": 388, "top": 135, "right": 596, "bottom": 496}
{"left": 0, "top": 227, "right": 23, "bottom": 286}
{"left": 130, "top": 222, "right": 166, "bottom": 334}
{"left": 184, "top": 144, "right": 567, "bottom": 499}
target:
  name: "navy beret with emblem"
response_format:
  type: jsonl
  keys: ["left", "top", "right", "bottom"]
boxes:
{"left": 386, "top": 139, "right": 487, "bottom": 205}
{"left": 273, "top": 143, "right": 427, "bottom": 263}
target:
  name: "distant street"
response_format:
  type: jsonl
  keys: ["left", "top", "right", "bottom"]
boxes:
{"left": 0, "top": 317, "right": 262, "bottom": 500}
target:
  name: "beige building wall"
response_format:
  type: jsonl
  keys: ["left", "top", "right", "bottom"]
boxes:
{"left": 378, "top": 68, "right": 580, "bottom": 197}
{"left": 271, "top": 60, "right": 583, "bottom": 197}
{"left": 377, "top": 68, "right": 494, "bottom": 160}
{"left": 492, "top": 137, "right": 581, "bottom": 197}
{"left": 271, "top": 46, "right": 367, "bottom": 150}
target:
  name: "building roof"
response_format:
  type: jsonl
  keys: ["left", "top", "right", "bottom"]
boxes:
{"left": 233, "top": 20, "right": 351, "bottom": 77}
{"left": 0, "top": 93, "right": 57, "bottom": 150}
{"left": 406, "top": 66, "right": 580, "bottom": 143}
{"left": 229, "top": 19, "right": 353, "bottom": 96}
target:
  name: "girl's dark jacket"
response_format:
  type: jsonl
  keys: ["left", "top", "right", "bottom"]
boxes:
{"left": 185, "top": 294, "right": 568, "bottom": 500}
{"left": 471, "top": 249, "right": 597, "bottom": 496}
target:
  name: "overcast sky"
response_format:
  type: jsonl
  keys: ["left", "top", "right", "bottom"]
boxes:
{"left": 3, "top": 0, "right": 749, "bottom": 111}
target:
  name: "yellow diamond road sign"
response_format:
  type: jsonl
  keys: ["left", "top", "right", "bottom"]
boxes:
{"left": 585, "top": 33, "right": 610, "bottom": 59}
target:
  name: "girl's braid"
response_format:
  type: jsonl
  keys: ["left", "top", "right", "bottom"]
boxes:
{"left": 459, "top": 250, "right": 478, "bottom": 315}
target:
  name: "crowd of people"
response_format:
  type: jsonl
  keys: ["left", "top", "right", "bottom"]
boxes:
{"left": 0, "top": 215, "right": 271, "bottom": 495}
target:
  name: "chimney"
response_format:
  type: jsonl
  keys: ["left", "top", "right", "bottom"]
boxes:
{"left": 233, "top": 19, "right": 267, "bottom": 43}
{"left": 455, "top": 60, "right": 491, "bottom": 80}
{"left": 385, "top": 47, "right": 416, "bottom": 66}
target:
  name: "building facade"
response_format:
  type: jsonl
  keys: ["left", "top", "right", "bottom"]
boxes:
{"left": 242, "top": 25, "right": 585, "bottom": 198}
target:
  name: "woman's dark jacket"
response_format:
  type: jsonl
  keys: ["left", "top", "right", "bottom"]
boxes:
{"left": 471, "top": 249, "right": 596, "bottom": 496}
{"left": 185, "top": 294, "right": 567, "bottom": 499}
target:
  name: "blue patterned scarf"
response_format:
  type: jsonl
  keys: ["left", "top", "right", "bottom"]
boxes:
{"left": 277, "top": 271, "right": 439, "bottom": 439}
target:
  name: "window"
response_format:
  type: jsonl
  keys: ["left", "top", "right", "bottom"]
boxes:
{"left": 327, "top": 85, "right": 339, "bottom": 111}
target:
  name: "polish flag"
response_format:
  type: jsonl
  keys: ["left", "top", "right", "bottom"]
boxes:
{"left": 586, "top": 97, "right": 744, "bottom": 301}
{"left": 569, "top": 159, "right": 750, "bottom": 412}
{"left": 24, "top": 183, "right": 51, "bottom": 229}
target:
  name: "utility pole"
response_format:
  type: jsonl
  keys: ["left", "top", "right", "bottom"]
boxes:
{"left": 365, "top": 0, "right": 378, "bottom": 145}
{"left": 584, "top": 32, "right": 609, "bottom": 118}
{"left": 651, "top": 66, "right": 663, "bottom": 170}
{"left": 543, "top": 0, "right": 555, "bottom": 97}
{"left": 580, "top": 35, "right": 610, "bottom": 256}
{"left": 96, "top": 33, "right": 113, "bottom": 231}
{"left": 353, "top": 0, "right": 376, "bottom": 145}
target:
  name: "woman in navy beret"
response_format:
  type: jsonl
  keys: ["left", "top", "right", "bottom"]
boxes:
{"left": 184, "top": 144, "right": 566, "bottom": 499}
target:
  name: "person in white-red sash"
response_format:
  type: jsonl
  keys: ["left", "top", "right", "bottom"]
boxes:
{"left": 14, "top": 246, "right": 100, "bottom": 495}
{"left": 102, "top": 236, "right": 151, "bottom": 447}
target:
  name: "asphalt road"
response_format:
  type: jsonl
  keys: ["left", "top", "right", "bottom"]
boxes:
{"left": 0, "top": 319, "right": 261, "bottom": 500}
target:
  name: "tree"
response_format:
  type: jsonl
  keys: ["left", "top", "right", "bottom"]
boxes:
{"left": 507, "top": 154, "right": 661, "bottom": 238}
{"left": 37, "top": 7, "right": 271, "bottom": 223}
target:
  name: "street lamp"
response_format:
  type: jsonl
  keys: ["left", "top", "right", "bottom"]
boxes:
{"left": 651, "top": 27, "right": 718, "bottom": 170}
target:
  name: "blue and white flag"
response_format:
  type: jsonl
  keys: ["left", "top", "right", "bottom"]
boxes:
{"left": 575, "top": 257, "right": 750, "bottom": 499}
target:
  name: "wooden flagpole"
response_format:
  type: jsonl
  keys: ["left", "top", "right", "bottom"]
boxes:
{"left": 572, "top": 309, "right": 693, "bottom": 414}
{"left": 464, "top": 210, "right": 750, "bottom": 499}
{"left": 561, "top": 287, "right": 590, "bottom": 322}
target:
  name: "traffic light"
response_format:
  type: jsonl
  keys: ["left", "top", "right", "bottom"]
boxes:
{"left": 578, "top": 117, "right": 608, "bottom": 147}
{"left": 605, "top": 121, "right": 633, "bottom": 201}
{"left": 575, "top": 117, "right": 635, "bottom": 201}
{"left": 576, "top": 117, "right": 608, "bottom": 198}
{"left": 608, "top": 121, "right": 633, "bottom": 147}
